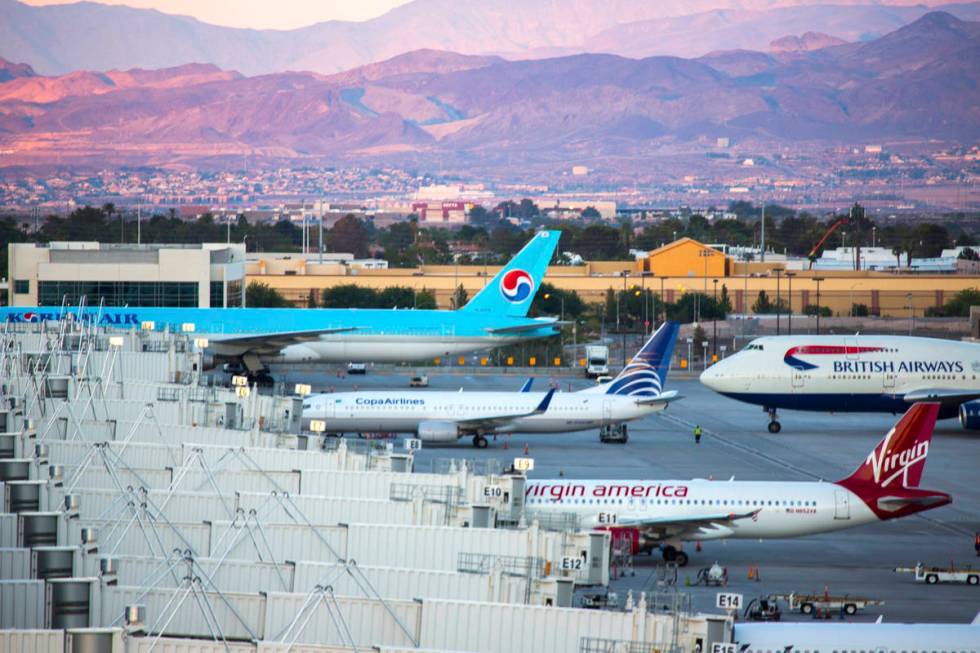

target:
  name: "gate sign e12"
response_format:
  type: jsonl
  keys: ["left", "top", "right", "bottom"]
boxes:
{"left": 715, "top": 593, "right": 742, "bottom": 610}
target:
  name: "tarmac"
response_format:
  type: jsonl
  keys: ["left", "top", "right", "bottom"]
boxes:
{"left": 270, "top": 364, "right": 980, "bottom": 624}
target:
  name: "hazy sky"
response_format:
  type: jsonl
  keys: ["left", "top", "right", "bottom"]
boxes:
{"left": 23, "top": 0, "right": 415, "bottom": 29}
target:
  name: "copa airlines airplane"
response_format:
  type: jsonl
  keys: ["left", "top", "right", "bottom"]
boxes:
{"left": 524, "top": 403, "right": 949, "bottom": 566}
{"left": 301, "top": 321, "right": 681, "bottom": 448}
{"left": 734, "top": 617, "right": 980, "bottom": 652}
{"left": 699, "top": 334, "right": 980, "bottom": 432}
{"left": 0, "top": 231, "right": 560, "bottom": 376}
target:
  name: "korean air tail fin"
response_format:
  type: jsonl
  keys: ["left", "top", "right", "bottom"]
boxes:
{"left": 584, "top": 321, "right": 679, "bottom": 397}
{"left": 838, "top": 402, "right": 939, "bottom": 489}
{"left": 459, "top": 230, "right": 559, "bottom": 317}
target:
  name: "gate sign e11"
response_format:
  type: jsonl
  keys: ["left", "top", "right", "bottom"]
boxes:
{"left": 715, "top": 593, "right": 742, "bottom": 610}
{"left": 403, "top": 438, "right": 422, "bottom": 451}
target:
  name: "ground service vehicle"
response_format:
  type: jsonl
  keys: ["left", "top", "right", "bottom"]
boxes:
{"left": 585, "top": 345, "right": 610, "bottom": 378}
{"left": 895, "top": 562, "right": 980, "bottom": 585}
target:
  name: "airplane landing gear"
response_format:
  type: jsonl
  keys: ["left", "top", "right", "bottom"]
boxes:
{"left": 472, "top": 435, "right": 488, "bottom": 449}
{"left": 766, "top": 408, "right": 781, "bottom": 434}
{"left": 662, "top": 546, "right": 689, "bottom": 567}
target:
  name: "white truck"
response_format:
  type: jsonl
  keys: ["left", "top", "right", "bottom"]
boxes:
{"left": 585, "top": 345, "right": 609, "bottom": 378}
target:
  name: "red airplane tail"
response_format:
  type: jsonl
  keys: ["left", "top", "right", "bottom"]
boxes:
{"left": 837, "top": 403, "right": 950, "bottom": 520}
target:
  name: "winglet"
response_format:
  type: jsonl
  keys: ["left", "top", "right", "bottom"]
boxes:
{"left": 533, "top": 388, "right": 556, "bottom": 414}
{"left": 520, "top": 378, "right": 534, "bottom": 392}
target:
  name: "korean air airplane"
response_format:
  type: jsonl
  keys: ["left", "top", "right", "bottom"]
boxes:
{"left": 525, "top": 403, "right": 949, "bottom": 566}
{"left": 0, "top": 231, "right": 560, "bottom": 376}
{"left": 699, "top": 334, "right": 980, "bottom": 433}
{"left": 734, "top": 617, "right": 980, "bottom": 652}
{"left": 301, "top": 321, "right": 681, "bottom": 448}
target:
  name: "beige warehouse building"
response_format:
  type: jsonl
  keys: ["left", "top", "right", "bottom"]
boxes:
{"left": 8, "top": 242, "right": 246, "bottom": 308}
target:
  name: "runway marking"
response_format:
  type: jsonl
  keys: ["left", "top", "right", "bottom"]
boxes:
{"left": 659, "top": 413, "right": 971, "bottom": 537}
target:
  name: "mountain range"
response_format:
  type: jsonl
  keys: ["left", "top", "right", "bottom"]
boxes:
{"left": 1, "top": 0, "right": 978, "bottom": 75}
{"left": 0, "top": 11, "right": 977, "bottom": 171}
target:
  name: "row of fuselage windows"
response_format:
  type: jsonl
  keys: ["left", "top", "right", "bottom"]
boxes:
{"left": 829, "top": 374, "right": 976, "bottom": 381}
{"left": 352, "top": 404, "right": 592, "bottom": 412}
{"left": 526, "top": 497, "right": 818, "bottom": 507}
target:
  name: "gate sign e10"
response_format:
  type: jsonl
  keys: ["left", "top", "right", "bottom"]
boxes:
{"left": 715, "top": 593, "right": 742, "bottom": 610}
{"left": 483, "top": 485, "right": 504, "bottom": 500}
{"left": 712, "top": 645, "right": 737, "bottom": 653}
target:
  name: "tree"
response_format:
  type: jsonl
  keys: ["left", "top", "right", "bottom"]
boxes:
{"left": 892, "top": 246, "right": 903, "bottom": 270}
{"left": 306, "top": 289, "right": 318, "bottom": 308}
{"left": 415, "top": 288, "right": 437, "bottom": 310}
{"left": 958, "top": 247, "right": 979, "bottom": 261}
{"left": 329, "top": 214, "right": 370, "bottom": 258}
{"left": 321, "top": 285, "right": 379, "bottom": 308}
{"left": 246, "top": 282, "right": 293, "bottom": 308}
{"left": 377, "top": 286, "right": 417, "bottom": 308}
{"left": 530, "top": 283, "right": 585, "bottom": 319}
{"left": 718, "top": 284, "right": 732, "bottom": 313}
{"left": 850, "top": 303, "right": 870, "bottom": 317}
{"left": 581, "top": 206, "right": 601, "bottom": 219}
{"left": 926, "top": 288, "right": 980, "bottom": 317}
{"left": 752, "top": 290, "right": 772, "bottom": 314}
{"left": 450, "top": 284, "right": 469, "bottom": 310}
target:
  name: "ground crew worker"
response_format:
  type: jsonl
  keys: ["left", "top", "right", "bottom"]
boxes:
{"left": 694, "top": 424, "right": 702, "bottom": 444}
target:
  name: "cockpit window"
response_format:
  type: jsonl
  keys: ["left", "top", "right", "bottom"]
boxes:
{"left": 744, "top": 344, "right": 764, "bottom": 351}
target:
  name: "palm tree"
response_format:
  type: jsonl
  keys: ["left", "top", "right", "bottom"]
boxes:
{"left": 891, "top": 246, "right": 902, "bottom": 270}
{"left": 102, "top": 202, "right": 120, "bottom": 241}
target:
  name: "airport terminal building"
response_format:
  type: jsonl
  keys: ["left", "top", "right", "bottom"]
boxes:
{"left": 7, "top": 241, "right": 246, "bottom": 308}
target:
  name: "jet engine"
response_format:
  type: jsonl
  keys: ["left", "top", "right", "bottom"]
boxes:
{"left": 959, "top": 400, "right": 980, "bottom": 430}
{"left": 199, "top": 353, "right": 218, "bottom": 371}
{"left": 417, "top": 420, "right": 460, "bottom": 443}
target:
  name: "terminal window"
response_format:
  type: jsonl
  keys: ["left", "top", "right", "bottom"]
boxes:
{"left": 38, "top": 281, "right": 199, "bottom": 307}
{"left": 14, "top": 279, "right": 29, "bottom": 294}
{"left": 210, "top": 281, "right": 225, "bottom": 308}
{"left": 226, "top": 279, "right": 243, "bottom": 307}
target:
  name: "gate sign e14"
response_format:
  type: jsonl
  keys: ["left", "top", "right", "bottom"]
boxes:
{"left": 715, "top": 593, "right": 742, "bottom": 610}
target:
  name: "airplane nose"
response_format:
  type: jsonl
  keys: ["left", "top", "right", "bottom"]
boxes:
{"left": 699, "top": 363, "right": 722, "bottom": 390}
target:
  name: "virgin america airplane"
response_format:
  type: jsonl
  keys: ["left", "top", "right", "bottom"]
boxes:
{"left": 525, "top": 403, "right": 949, "bottom": 566}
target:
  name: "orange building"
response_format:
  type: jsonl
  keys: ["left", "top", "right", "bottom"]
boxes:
{"left": 639, "top": 238, "right": 729, "bottom": 277}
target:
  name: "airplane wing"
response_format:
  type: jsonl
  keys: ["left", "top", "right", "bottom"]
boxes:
{"left": 206, "top": 327, "right": 356, "bottom": 357}
{"left": 616, "top": 508, "right": 761, "bottom": 540}
{"left": 633, "top": 390, "right": 682, "bottom": 406}
{"left": 902, "top": 388, "right": 980, "bottom": 406}
{"left": 485, "top": 320, "right": 559, "bottom": 335}
{"left": 454, "top": 388, "right": 555, "bottom": 430}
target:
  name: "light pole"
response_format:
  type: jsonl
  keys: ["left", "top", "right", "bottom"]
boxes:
{"left": 906, "top": 292, "right": 914, "bottom": 336}
{"left": 712, "top": 279, "right": 718, "bottom": 356}
{"left": 659, "top": 276, "right": 665, "bottom": 326}
{"left": 872, "top": 226, "right": 877, "bottom": 249}
{"left": 774, "top": 268, "right": 782, "bottom": 335}
{"left": 813, "top": 277, "right": 825, "bottom": 334}
{"left": 702, "top": 340, "right": 709, "bottom": 370}
{"left": 621, "top": 271, "right": 629, "bottom": 367}
{"left": 785, "top": 272, "right": 795, "bottom": 335}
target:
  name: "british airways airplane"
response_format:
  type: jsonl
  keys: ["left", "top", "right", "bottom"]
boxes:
{"left": 734, "top": 617, "right": 980, "bottom": 652}
{"left": 525, "top": 403, "right": 949, "bottom": 566}
{"left": 0, "top": 231, "right": 561, "bottom": 376}
{"left": 699, "top": 334, "right": 980, "bottom": 432}
{"left": 301, "top": 321, "right": 681, "bottom": 448}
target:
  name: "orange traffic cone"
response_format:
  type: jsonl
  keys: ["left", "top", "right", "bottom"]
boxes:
{"left": 747, "top": 567, "right": 755, "bottom": 580}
